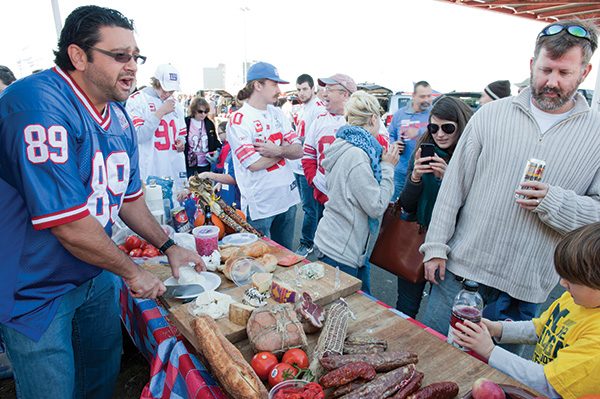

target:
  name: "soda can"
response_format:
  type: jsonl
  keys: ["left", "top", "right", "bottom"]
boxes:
{"left": 515, "top": 158, "right": 546, "bottom": 199}
{"left": 171, "top": 206, "right": 192, "bottom": 233}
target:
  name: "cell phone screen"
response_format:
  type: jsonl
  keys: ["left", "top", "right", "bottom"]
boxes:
{"left": 421, "top": 143, "right": 435, "bottom": 159}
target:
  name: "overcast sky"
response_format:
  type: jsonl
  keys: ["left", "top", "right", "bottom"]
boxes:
{"left": 3, "top": 0, "right": 599, "bottom": 94}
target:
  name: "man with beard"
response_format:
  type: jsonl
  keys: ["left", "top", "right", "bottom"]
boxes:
{"left": 419, "top": 19, "right": 600, "bottom": 349}
{"left": 227, "top": 62, "right": 301, "bottom": 249}
{"left": 0, "top": 6, "right": 203, "bottom": 397}
{"left": 388, "top": 81, "right": 432, "bottom": 200}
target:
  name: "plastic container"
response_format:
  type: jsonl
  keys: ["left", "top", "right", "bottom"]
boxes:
{"left": 229, "top": 257, "right": 266, "bottom": 286}
{"left": 161, "top": 224, "right": 175, "bottom": 240}
{"left": 268, "top": 379, "right": 308, "bottom": 399}
{"left": 447, "top": 280, "right": 484, "bottom": 350}
{"left": 192, "top": 226, "right": 220, "bottom": 256}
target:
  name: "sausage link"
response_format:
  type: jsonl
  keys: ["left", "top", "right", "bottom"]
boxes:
{"left": 319, "top": 361, "right": 376, "bottom": 388}
{"left": 320, "top": 351, "right": 418, "bottom": 372}
{"left": 331, "top": 380, "right": 366, "bottom": 398}
{"left": 390, "top": 371, "right": 424, "bottom": 399}
{"left": 408, "top": 382, "right": 459, "bottom": 399}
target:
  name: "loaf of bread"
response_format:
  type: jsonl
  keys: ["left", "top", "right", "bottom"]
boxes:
{"left": 242, "top": 240, "right": 271, "bottom": 258}
{"left": 192, "top": 316, "right": 268, "bottom": 399}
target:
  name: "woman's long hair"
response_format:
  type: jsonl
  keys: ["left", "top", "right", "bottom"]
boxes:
{"left": 417, "top": 96, "right": 473, "bottom": 156}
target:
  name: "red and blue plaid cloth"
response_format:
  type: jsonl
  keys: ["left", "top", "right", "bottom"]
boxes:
{"left": 119, "top": 280, "right": 227, "bottom": 399}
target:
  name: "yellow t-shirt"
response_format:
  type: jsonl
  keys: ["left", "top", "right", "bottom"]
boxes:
{"left": 532, "top": 291, "right": 600, "bottom": 398}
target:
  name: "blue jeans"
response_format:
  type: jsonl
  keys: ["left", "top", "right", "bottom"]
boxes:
{"left": 248, "top": 205, "right": 297, "bottom": 250}
{"left": 319, "top": 254, "right": 371, "bottom": 295}
{"left": 295, "top": 173, "right": 319, "bottom": 248}
{"left": 396, "top": 277, "right": 426, "bottom": 319}
{"left": 0, "top": 271, "right": 122, "bottom": 399}
{"left": 421, "top": 269, "right": 540, "bottom": 355}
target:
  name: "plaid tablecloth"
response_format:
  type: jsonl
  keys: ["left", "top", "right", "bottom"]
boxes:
{"left": 119, "top": 279, "right": 226, "bottom": 399}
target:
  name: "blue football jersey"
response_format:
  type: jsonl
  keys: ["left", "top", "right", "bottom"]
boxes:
{"left": 0, "top": 67, "right": 142, "bottom": 340}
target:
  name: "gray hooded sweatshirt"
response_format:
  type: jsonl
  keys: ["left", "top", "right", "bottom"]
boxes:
{"left": 314, "top": 138, "right": 395, "bottom": 268}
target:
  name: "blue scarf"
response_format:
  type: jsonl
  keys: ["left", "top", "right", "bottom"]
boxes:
{"left": 336, "top": 125, "right": 383, "bottom": 234}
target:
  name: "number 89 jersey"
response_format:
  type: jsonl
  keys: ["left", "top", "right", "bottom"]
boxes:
{"left": 0, "top": 67, "right": 142, "bottom": 340}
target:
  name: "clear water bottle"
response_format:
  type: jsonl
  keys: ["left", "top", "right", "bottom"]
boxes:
{"left": 447, "top": 280, "right": 484, "bottom": 350}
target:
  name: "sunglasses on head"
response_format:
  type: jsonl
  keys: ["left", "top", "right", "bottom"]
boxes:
{"left": 538, "top": 24, "right": 595, "bottom": 47}
{"left": 427, "top": 123, "right": 456, "bottom": 135}
{"left": 196, "top": 109, "right": 209, "bottom": 114}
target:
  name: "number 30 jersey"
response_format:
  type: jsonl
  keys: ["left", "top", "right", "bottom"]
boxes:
{"left": 0, "top": 67, "right": 142, "bottom": 340}
{"left": 125, "top": 87, "right": 187, "bottom": 191}
{"left": 227, "top": 103, "right": 300, "bottom": 219}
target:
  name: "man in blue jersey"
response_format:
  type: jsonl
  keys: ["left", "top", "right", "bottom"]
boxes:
{"left": 0, "top": 6, "right": 203, "bottom": 398}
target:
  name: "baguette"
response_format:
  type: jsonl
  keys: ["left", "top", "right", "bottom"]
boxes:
{"left": 192, "top": 316, "right": 268, "bottom": 399}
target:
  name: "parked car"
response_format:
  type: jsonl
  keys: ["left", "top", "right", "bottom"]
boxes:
{"left": 357, "top": 83, "right": 393, "bottom": 116}
{"left": 443, "top": 91, "right": 481, "bottom": 112}
{"left": 383, "top": 92, "right": 413, "bottom": 126}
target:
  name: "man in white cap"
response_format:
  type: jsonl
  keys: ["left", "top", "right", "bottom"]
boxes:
{"left": 227, "top": 61, "right": 302, "bottom": 249}
{"left": 126, "top": 64, "right": 187, "bottom": 199}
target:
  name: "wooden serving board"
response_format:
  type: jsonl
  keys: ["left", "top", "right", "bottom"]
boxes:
{"left": 169, "top": 261, "right": 362, "bottom": 344}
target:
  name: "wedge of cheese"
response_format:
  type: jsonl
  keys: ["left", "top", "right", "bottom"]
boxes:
{"left": 229, "top": 302, "right": 254, "bottom": 326}
{"left": 270, "top": 280, "right": 298, "bottom": 303}
{"left": 252, "top": 272, "right": 273, "bottom": 293}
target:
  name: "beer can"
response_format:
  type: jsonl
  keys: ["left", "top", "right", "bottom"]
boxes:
{"left": 171, "top": 206, "right": 192, "bottom": 233}
{"left": 515, "top": 158, "right": 546, "bottom": 199}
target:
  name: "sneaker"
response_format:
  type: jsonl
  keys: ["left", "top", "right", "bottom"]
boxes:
{"left": 295, "top": 244, "right": 313, "bottom": 257}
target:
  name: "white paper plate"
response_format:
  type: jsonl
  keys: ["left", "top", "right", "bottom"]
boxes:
{"left": 221, "top": 233, "right": 258, "bottom": 246}
{"left": 164, "top": 272, "right": 222, "bottom": 299}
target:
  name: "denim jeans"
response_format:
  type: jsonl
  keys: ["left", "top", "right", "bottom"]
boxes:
{"left": 396, "top": 277, "right": 426, "bottom": 319}
{"left": 248, "top": 205, "right": 297, "bottom": 250}
{"left": 295, "top": 173, "right": 319, "bottom": 248}
{"left": 0, "top": 271, "right": 122, "bottom": 399}
{"left": 420, "top": 269, "right": 541, "bottom": 355}
{"left": 319, "top": 254, "right": 371, "bottom": 295}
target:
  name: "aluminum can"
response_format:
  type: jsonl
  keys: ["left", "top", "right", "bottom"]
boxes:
{"left": 515, "top": 158, "right": 546, "bottom": 199}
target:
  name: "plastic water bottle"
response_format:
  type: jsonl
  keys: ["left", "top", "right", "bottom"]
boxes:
{"left": 447, "top": 280, "right": 484, "bottom": 350}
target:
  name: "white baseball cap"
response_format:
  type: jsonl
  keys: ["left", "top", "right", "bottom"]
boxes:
{"left": 154, "top": 64, "right": 181, "bottom": 92}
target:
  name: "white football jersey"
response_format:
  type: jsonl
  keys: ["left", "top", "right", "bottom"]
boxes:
{"left": 227, "top": 103, "right": 301, "bottom": 220}
{"left": 302, "top": 112, "right": 346, "bottom": 195}
{"left": 126, "top": 87, "right": 187, "bottom": 194}
{"left": 291, "top": 96, "right": 327, "bottom": 175}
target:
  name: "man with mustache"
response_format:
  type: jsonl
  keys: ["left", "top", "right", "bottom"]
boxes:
{"left": 420, "top": 19, "right": 600, "bottom": 355}
{"left": 0, "top": 6, "right": 203, "bottom": 397}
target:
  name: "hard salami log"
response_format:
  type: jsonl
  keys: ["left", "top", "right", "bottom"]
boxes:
{"left": 338, "top": 364, "right": 415, "bottom": 399}
{"left": 331, "top": 380, "right": 367, "bottom": 398}
{"left": 320, "top": 351, "right": 418, "bottom": 372}
{"left": 407, "top": 382, "right": 459, "bottom": 399}
{"left": 390, "top": 371, "right": 424, "bottom": 399}
{"left": 319, "top": 361, "right": 376, "bottom": 388}
{"left": 343, "top": 335, "right": 387, "bottom": 354}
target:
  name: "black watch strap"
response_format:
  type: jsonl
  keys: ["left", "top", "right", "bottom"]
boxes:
{"left": 159, "top": 238, "right": 176, "bottom": 254}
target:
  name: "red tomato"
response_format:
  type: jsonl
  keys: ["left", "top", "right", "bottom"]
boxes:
{"left": 268, "top": 362, "right": 298, "bottom": 387}
{"left": 125, "top": 235, "right": 142, "bottom": 251}
{"left": 139, "top": 240, "right": 150, "bottom": 250}
{"left": 129, "top": 248, "right": 143, "bottom": 257}
{"left": 118, "top": 245, "right": 129, "bottom": 253}
{"left": 282, "top": 348, "right": 309, "bottom": 369}
{"left": 142, "top": 248, "right": 160, "bottom": 258}
{"left": 250, "top": 352, "right": 278, "bottom": 381}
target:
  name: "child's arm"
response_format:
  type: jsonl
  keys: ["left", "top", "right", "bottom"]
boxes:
{"left": 198, "top": 171, "right": 236, "bottom": 186}
{"left": 494, "top": 320, "right": 539, "bottom": 345}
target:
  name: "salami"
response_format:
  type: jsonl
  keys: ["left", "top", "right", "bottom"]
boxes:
{"left": 319, "top": 362, "right": 376, "bottom": 388}
{"left": 408, "top": 382, "right": 459, "bottom": 399}
{"left": 390, "top": 371, "right": 424, "bottom": 399}
{"left": 320, "top": 351, "right": 418, "bottom": 372}
{"left": 338, "top": 364, "right": 415, "bottom": 399}
{"left": 331, "top": 380, "right": 366, "bottom": 398}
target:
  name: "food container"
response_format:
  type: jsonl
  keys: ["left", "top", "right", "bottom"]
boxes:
{"left": 193, "top": 226, "right": 220, "bottom": 256}
{"left": 162, "top": 224, "right": 175, "bottom": 239}
{"left": 268, "top": 379, "right": 308, "bottom": 399}
{"left": 230, "top": 257, "right": 266, "bottom": 287}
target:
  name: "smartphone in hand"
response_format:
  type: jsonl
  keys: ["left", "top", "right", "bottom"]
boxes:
{"left": 420, "top": 143, "right": 435, "bottom": 164}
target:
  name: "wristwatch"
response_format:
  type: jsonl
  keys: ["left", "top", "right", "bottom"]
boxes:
{"left": 159, "top": 238, "right": 176, "bottom": 254}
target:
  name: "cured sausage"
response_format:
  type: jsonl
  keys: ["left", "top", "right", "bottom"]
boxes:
{"left": 339, "top": 364, "right": 415, "bottom": 399}
{"left": 390, "top": 371, "right": 424, "bottom": 399}
{"left": 319, "top": 362, "right": 376, "bottom": 388}
{"left": 320, "top": 351, "right": 418, "bottom": 372}
{"left": 331, "top": 380, "right": 366, "bottom": 398}
{"left": 408, "top": 382, "right": 459, "bottom": 399}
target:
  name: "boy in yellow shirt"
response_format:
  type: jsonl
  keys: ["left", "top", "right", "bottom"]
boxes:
{"left": 452, "top": 222, "right": 600, "bottom": 398}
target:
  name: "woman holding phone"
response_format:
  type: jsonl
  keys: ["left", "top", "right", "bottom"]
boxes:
{"left": 396, "top": 96, "right": 473, "bottom": 318}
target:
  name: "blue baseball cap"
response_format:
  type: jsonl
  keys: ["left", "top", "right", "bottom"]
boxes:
{"left": 247, "top": 62, "right": 289, "bottom": 84}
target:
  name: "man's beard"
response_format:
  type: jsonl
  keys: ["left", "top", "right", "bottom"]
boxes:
{"left": 418, "top": 101, "right": 431, "bottom": 111}
{"left": 530, "top": 71, "right": 582, "bottom": 111}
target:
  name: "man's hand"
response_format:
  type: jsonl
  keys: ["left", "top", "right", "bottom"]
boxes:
{"left": 254, "top": 141, "right": 283, "bottom": 158}
{"left": 124, "top": 267, "right": 166, "bottom": 299}
{"left": 450, "top": 320, "right": 495, "bottom": 360}
{"left": 174, "top": 137, "right": 185, "bottom": 152}
{"left": 515, "top": 181, "right": 549, "bottom": 211}
{"left": 424, "top": 257, "right": 446, "bottom": 284}
{"left": 156, "top": 97, "right": 176, "bottom": 119}
{"left": 166, "top": 245, "right": 206, "bottom": 278}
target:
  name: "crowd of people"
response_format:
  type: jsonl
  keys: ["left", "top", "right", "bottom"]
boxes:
{"left": 1, "top": 4, "right": 600, "bottom": 399}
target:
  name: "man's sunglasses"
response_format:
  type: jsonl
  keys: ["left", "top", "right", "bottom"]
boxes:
{"left": 538, "top": 24, "right": 596, "bottom": 48}
{"left": 88, "top": 47, "right": 147, "bottom": 65}
{"left": 427, "top": 123, "right": 456, "bottom": 135}
{"left": 196, "top": 109, "right": 209, "bottom": 114}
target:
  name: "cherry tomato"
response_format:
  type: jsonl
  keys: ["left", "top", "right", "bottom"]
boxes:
{"left": 118, "top": 245, "right": 129, "bottom": 253}
{"left": 142, "top": 248, "right": 160, "bottom": 258}
{"left": 250, "top": 352, "right": 278, "bottom": 381}
{"left": 129, "top": 248, "right": 143, "bottom": 257}
{"left": 139, "top": 240, "right": 150, "bottom": 250}
{"left": 124, "top": 235, "right": 142, "bottom": 251}
{"left": 268, "top": 362, "right": 298, "bottom": 387}
{"left": 282, "top": 348, "right": 309, "bottom": 369}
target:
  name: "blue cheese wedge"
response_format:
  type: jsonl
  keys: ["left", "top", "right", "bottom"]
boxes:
{"left": 299, "top": 262, "right": 325, "bottom": 280}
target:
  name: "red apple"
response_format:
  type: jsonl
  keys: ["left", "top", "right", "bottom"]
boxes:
{"left": 471, "top": 378, "right": 506, "bottom": 399}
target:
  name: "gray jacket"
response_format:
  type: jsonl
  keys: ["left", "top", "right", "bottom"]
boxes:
{"left": 314, "top": 139, "right": 395, "bottom": 268}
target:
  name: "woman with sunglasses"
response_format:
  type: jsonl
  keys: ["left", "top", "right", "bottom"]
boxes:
{"left": 184, "top": 96, "right": 221, "bottom": 177}
{"left": 396, "top": 96, "right": 473, "bottom": 318}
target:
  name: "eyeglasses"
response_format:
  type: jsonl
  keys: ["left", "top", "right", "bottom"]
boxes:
{"left": 88, "top": 47, "right": 147, "bottom": 65}
{"left": 538, "top": 24, "right": 595, "bottom": 47}
{"left": 196, "top": 109, "right": 209, "bottom": 114}
{"left": 427, "top": 123, "right": 456, "bottom": 135}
